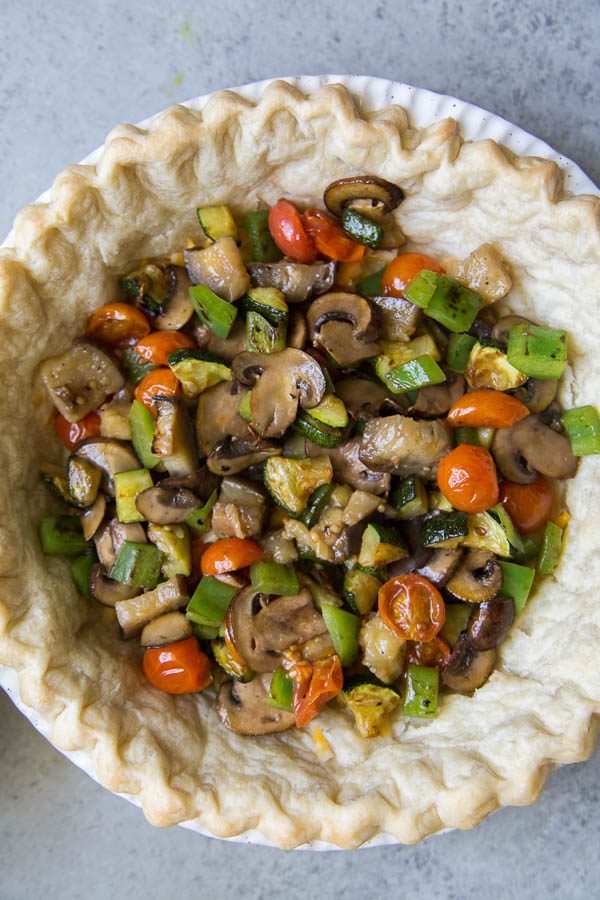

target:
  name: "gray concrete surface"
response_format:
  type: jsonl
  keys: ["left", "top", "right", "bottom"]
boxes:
{"left": 0, "top": 1, "right": 599, "bottom": 898}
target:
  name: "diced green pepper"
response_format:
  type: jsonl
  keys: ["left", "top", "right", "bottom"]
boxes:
{"left": 446, "top": 333, "right": 477, "bottom": 372}
{"left": 404, "top": 271, "right": 481, "bottom": 332}
{"left": 297, "top": 572, "right": 342, "bottom": 610}
{"left": 538, "top": 521, "right": 563, "bottom": 575}
{"left": 129, "top": 399, "right": 159, "bottom": 469}
{"left": 300, "top": 483, "right": 334, "bottom": 528}
{"left": 109, "top": 541, "right": 163, "bottom": 589}
{"left": 269, "top": 668, "right": 294, "bottom": 711}
{"left": 242, "top": 210, "right": 283, "bottom": 263}
{"left": 356, "top": 266, "right": 385, "bottom": 298}
{"left": 507, "top": 323, "right": 567, "bottom": 379}
{"left": 515, "top": 536, "right": 540, "bottom": 563}
{"left": 250, "top": 560, "right": 299, "bottom": 596}
{"left": 39, "top": 516, "right": 89, "bottom": 556}
{"left": 308, "top": 394, "right": 349, "bottom": 429}
{"left": 69, "top": 553, "right": 95, "bottom": 598}
{"left": 321, "top": 603, "right": 360, "bottom": 666}
{"left": 386, "top": 354, "right": 446, "bottom": 394}
{"left": 402, "top": 269, "right": 439, "bottom": 308}
{"left": 498, "top": 560, "right": 535, "bottom": 615}
{"left": 184, "top": 489, "right": 218, "bottom": 534}
{"left": 403, "top": 664, "right": 439, "bottom": 718}
{"left": 341, "top": 208, "right": 384, "bottom": 248}
{"left": 186, "top": 575, "right": 237, "bottom": 627}
{"left": 189, "top": 284, "right": 237, "bottom": 340}
{"left": 561, "top": 405, "right": 600, "bottom": 456}
{"left": 120, "top": 347, "right": 157, "bottom": 386}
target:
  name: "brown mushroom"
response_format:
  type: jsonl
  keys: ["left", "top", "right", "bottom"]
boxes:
{"left": 370, "top": 295, "right": 422, "bottom": 342}
{"left": 307, "top": 437, "right": 391, "bottom": 495}
{"left": 211, "top": 477, "right": 266, "bottom": 538}
{"left": 207, "top": 438, "right": 282, "bottom": 476}
{"left": 217, "top": 674, "right": 295, "bottom": 735}
{"left": 41, "top": 340, "right": 124, "bottom": 423}
{"left": 116, "top": 575, "right": 189, "bottom": 639}
{"left": 467, "top": 597, "right": 515, "bottom": 650}
{"left": 441, "top": 633, "right": 497, "bottom": 693}
{"left": 446, "top": 550, "right": 502, "bottom": 603}
{"left": 416, "top": 548, "right": 464, "bottom": 587}
{"left": 184, "top": 236, "right": 250, "bottom": 301}
{"left": 154, "top": 266, "right": 195, "bottom": 331}
{"left": 360, "top": 414, "right": 452, "bottom": 480}
{"left": 323, "top": 176, "right": 404, "bottom": 218}
{"left": 194, "top": 318, "right": 247, "bottom": 362}
{"left": 491, "top": 314, "right": 530, "bottom": 348}
{"left": 90, "top": 564, "right": 141, "bottom": 607}
{"left": 307, "top": 293, "right": 380, "bottom": 366}
{"left": 248, "top": 259, "right": 336, "bottom": 303}
{"left": 93, "top": 518, "right": 146, "bottom": 570}
{"left": 81, "top": 493, "right": 107, "bottom": 541}
{"left": 492, "top": 414, "right": 578, "bottom": 484}
{"left": 232, "top": 349, "right": 327, "bottom": 438}
{"left": 512, "top": 378, "right": 558, "bottom": 413}
{"left": 335, "top": 377, "right": 392, "bottom": 422}
{"left": 288, "top": 311, "right": 308, "bottom": 350}
{"left": 135, "top": 483, "right": 200, "bottom": 524}
{"left": 140, "top": 611, "right": 192, "bottom": 647}
{"left": 75, "top": 438, "right": 140, "bottom": 496}
{"left": 413, "top": 372, "right": 466, "bottom": 418}
{"left": 196, "top": 381, "right": 253, "bottom": 456}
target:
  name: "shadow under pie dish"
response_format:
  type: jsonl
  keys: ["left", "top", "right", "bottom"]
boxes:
{"left": 1, "top": 77, "right": 600, "bottom": 849}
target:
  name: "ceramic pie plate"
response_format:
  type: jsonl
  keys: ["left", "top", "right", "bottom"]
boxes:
{"left": 1, "top": 75, "right": 598, "bottom": 850}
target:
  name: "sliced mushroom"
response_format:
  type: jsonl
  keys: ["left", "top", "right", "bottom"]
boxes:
{"left": 248, "top": 259, "right": 335, "bottom": 303}
{"left": 335, "top": 377, "right": 391, "bottom": 422}
{"left": 307, "top": 293, "right": 380, "bottom": 366}
{"left": 90, "top": 563, "right": 141, "bottom": 607}
{"left": 446, "top": 550, "right": 502, "bottom": 603}
{"left": 387, "top": 547, "right": 433, "bottom": 578}
{"left": 414, "top": 372, "right": 466, "bottom": 418}
{"left": 360, "top": 415, "right": 452, "bottom": 481}
{"left": 232, "top": 348, "right": 327, "bottom": 438}
{"left": 288, "top": 311, "right": 308, "bottom": 350}
{"left": 135, "top": 483, "right": 200, "bottom": 524}
{"left": 116, "top": 575, "right": 189, "bottom": 638}
{"left": 75, "top": 438, "right": 140, "bottom": 495}
{"left": 492, "top": 414, "right": 578, "bottom": 484}
{"left": 81, "top": 493, "right": 106, "bottom": 541}
{"left": 217, "top": 674, "right": 295, "bottom": 735}
{"left": 184, "top": 236, "right": 250, "bottom": 301}
{"left": 211, "top": 477, "right": 266, "bottom": 539}
{"left": 441, "top": 633, "right": 497, "bottom": 693}
{"left": 225, "top": 587, "right": 327, "bottom": 673}
{"left": 324, "top": 176, "right": 404, "bottom": 218}
{"left": 307, "top": 437, "right": 390, "bottom": 495}
{"left": 491, "top": 314, "right": 531, "bottom": 348}
{"left": 140, "top": 611, "right": 192, "bottom": 647}
{"left": 207, "top": 438, "right": 282, "bottom": 476}
{"left": 194, "top": 318, "right": 247, "bottom": 362}
{"left": 444, "top": 243, "right": 512, "bottom": 304}
{"left": 40, "top": 340, "right": 124, "bottom": 423}
{"left": 370, "top": 295, "right": 421, "bottom": 342}
{"left": 98, "top": 389, "right": 133, "bottom": 441}
{"left": 512, "top": 377, "right": 558, "bottom": 413}
{"left": 94, "top": 518, "right": 146, "bottom": 570}
{"left": 154, "top": 266, "right": 194, "bottom": 330}
{"left": 93, "top": 522, "right": 117, "bottom": 569}
{"left": 196, "top": 381, "right": 252, "bottom": 456}
{"left": 467, "top": 596, "right": 515, "bottom": 650}
{"left": 152, "top": 396, "right": 198, "bottom": 476}
{"left": 416, "top": 548, "right": 464, "bottom": 587}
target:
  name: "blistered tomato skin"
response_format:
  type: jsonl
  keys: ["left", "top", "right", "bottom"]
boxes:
{"left": 447, "top": 390, "right": 530, "bottom": 429}
{"left": 268, "top": 199, "right": 316, "bottom": 264}
{"left": 500, "top": 475, "right": 554, "bottom": 534}
{"left": 438, "top": 444, "right": 499, "bottom": 513}
{"left": 381, "top": 253, "right": 443, "bottom": 298}
{"left": 143, "top": 637, "right": 212, "bottom": 694}
{"left": 55, "top": 410, "right": 101, "bottom": 450}
{"left": 86, "top": 303, "right": 150, "bottom": 348}
{"left": 379, "top": 574, "right": 445, "bottom": 643}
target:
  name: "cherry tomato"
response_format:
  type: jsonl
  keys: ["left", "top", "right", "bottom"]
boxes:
{"left": 448, "top": 389, "right": 530, "bottom": 429}
{"left": 381, "top": 253, "right": 443, "bottom": 298}
{"left": 303, "top": 208, "right": 365, "bottom": 262}
{"left": 143, "top": 637, "right": 212, "bottom": 694}
{"left": 200, "top": 538, "right": 264, "bottom": 576}
{"left": 290, "top": 655, "right": 343, "bottom": 728}
{"left": 438, "top": 444, "right": 499, "bottom": 513}
{"left": 134, "top": 331, "right": 195, "bottom": 366}
{"left": 134, "top": 367, "right": 181, "bottom": 415}
{"left": 189, "top": 538, "right": 209, "bottom": 587}
{"left": 379, "top": 574, "right": 445, "bottom": 643}
{"left": 406, "top": 635, "right": 452, "bottom": 669}
{"left": 54, "top": 410, "right": 101, "bottom": 449}
{"left": 268, "top": 199, "right": 316, "bottom": 263}
{"left": 86, "top": 302, "right": 150, "bottom": 348}
{"left": 500, "top": 475, "right": 554, "bottom": 534}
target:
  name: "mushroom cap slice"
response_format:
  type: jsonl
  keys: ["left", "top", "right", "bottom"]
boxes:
{"left": 307, "top": 293, "right": 380, "bottom": 366}
{"left": 75, "top": 438, "right": 140, "bottom": 495}
{"left": 370, "top": 295, "right": 422, "bottom": 342}
{"left": 513, "top": 378, "right": 558, "bottom": 413}
{"left": 491, "top": 314, "right": 530, "bottom": 348}
{"left": 248, "top": 260, "right": 335, "bottom": 303}
{"left": 40, "top": 340, "right": 124, "bottom": 423}
{"left": 324, "top": 176, "right": 404, "bottom": 218}
{"left": 413, "top": 372, "right": 466, "bottom": 418}
{"left": 232, "top": 349, "right": 327, "bottom": 438}
{"left": 154, "top": 266, "right": 194, "bottom": 331}
{"left": 307, "top": 436, "right": 390, "bottom": 495}
{"left": 184, "top": 236, "right": 250, "bottom": 301}
{"left": 81, "top": 493, "right": 107, "bottom": 541}
{"left": 140, "top": 611, "right": 192, "bottom": 647}
{"left": 416, "top": 548, "right": 464, "bottom": 587}
{"left": 90, "top": 564, "right": 141, "bottom": 607}
{"left": 135, "top": 484, "right": 200, "bottom": 524}
{"left": 196, "top": 381, "right": 252, "bottom": 456}
{"left": 217, "top": 674, "right": 295, "bottom": 735}
{"left": 446, "top": 550, "right": 502, "bottom": 603}
{"left": 441, "top": 633, "right": 497, "bottom": 693}
{"left": 335, "top": 377, "right": 391, "bottom": 421}
{"left": 493, "top": 414, "right": 578, "bottom": 484}
{"left": 207, "top": 439, "right": 282, "bottom": 476}
{"left": 467, "top": 596, "right": 515, "bottom": 650}
{"left": 360, "top": 414, "right": 452, "bottom": 481}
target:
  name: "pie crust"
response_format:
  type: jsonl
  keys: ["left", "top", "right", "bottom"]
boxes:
{"left": 1, "top": 81, "right": 599, "bottom": 848}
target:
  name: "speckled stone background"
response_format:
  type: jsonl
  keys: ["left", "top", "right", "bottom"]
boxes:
{"left": 1, "top": 1, "right": 599, "bottom": 898}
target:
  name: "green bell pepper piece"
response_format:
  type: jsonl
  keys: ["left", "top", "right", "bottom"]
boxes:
{"left": 446, "top": 333, "right": 477, "bottom": 372}
{"left": 356, "top": 266, "right": 385, "bottom": 298}
{"left": 538, "top": 521, "right": 563, "bottom": 575}
{"left": 561, "top": 405, "right": 600, "bottom": 456}
{"left": 404, "top": 271, "right": 481, "bottom": 332}
{"left": 507, "top": 323, "right": 567, "bottom": 379}
{"left": 250, "top": 560, "right": 299, "bottom": 596}
{"left": 269, "top": 668, "right": 294, "bottom": 711}
{"left": 490, "top": 504, "right": 524, "bottom": 554}
{"left": 186, "top": 576, "right": 237, "bottom": 627}
{"left": 189, "top": 284, "right": 237, "bottom": 340}
{"left": 109, "top": 541, "right": 163, "bottom": 589}
{"left": 39, "top": 516, "right": 89, "bottom": 556}
{"left": 69, "top": 553, "right": 95, "bottom": 598}
{"left": 386, "top": 354, "right": 446, "bottom": 394}
{"left": 403, "top": 664, "right": 439, "bottom": 718}
{"left": 321, "top": 603, "right": 360, "bottom": 666}
{"left": 498, "top": 560, "right": 535, "bottom": 615}
{"left": 242, "top": 210, "right": 283, "bottom": 263}
{"left": 184, "top": 489, "right": 218, "bottom": 534}
{"left": 455, "top": 426, "right": 480, "bottom": 446}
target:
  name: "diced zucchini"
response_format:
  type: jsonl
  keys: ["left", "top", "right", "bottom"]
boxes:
{"left": 373, "top": 335, "right": 441, "bottom": 389}
{"left": 342, "top": 677, "right": 400, "bottom": 738}
{"left": 119, "top": 263, "right": 172, "bottom": 315}
{"left": 114, "top": 468, "right": 154, "bottom": 524}
{"left": 189, "top": 284, "right": 238, "bottom": 340}
{"left": 463, "top": 511, "right": 511, "bottom": 557}
{"left": 265, "top": 456, "right": 333, "bottom": 516}
{"left": 300, "top": 484, "right": 334, "bottom": 528}
{"left": 187, "top": 575, "right": 237, "bottom": 627}
{"left": 238, "top": 390, "right": 253, "bottom": 423}
{"left": 358, "top": 523, "right": 407, "bottom": 568}
{"left": 246, "top": 310, "right": 287, "bottom": 353}
{"left": 66, "top": 456, "right": 102, "bottom": 508}
{"left": 297, "top": 572, "right": 342, "bottom": 609}
{"left": 129, "top": 399, "right": 159, "bottom": 469}
{"left": 465, "top": 342, "right": 527, "bottom": 391}
{"left": 343, "top": 566, "right": 382, "bottom": 614}
{"left": 147, "top": 523, "right": 192, "bottom": 578}
{"left": 356, "top": 266, "right": 385, "bottom": 297}
{"left": 321, "top": 603, "right": 361, "bottom": 666}
{"left": 390, "top": 475, "right": 428, "bottom": 520}
{"left": 341, "top": 207, "right": 384, "bottom": 248}
{"left": 307, "top": 394, "right": 349, "bottom": 429}
{"left": 268, "top": 668, "right": 294, "bottom": 710}
{"left": 427, "top": 490, "right": 454, "bottom": 512}
{"left": 197, "top": 205, "right": 238, "bottom": 243}
{"left": 211, "top": 638, "right": 253, "bottom": 682}
{"left": 490, "top": 504, "right": 524, "bottom": 554}
{"left": 242, "top": 210, "right": 283, "bottom": 263}
{"left": 168, "top": 348, "right": 231, "bottom": 398}
{"left": 109, "top": 541, "right": 163, "bottom": 589}
{"left": 419, "top": 511, "right": 468, "bottom": 548}
{"left": 240, "top": 287, "right": 289, "bottom": 325}
{"left": 293, "top": 413, "right": 345, "bottom": 448}
{"left": 403, "top": 664, "right": 439, "bottom": 718}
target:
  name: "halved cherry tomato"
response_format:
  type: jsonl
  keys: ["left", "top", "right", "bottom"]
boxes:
{"left": 86, "top": 302, "right": 150, "bottom": 348}
{"left": 134, "top": 367, "right": 181, "bottom": 415}
{"left": 54, "top": 410, "right": 101, "bottom": 450}
{"left": 200, "top": 537, "right": 264, "bottom": 576}
{"left": 381, "top": 253, "right": 443, "bottom": 298}
{"left": 268, "top": 199, "right": 316, "bottom": 264}
{"left": 438, "top": 444, "right": 499, "bottom": 513}
{"left": 500, "top": 475, "right": 553, "bottom": 534}
{"left": 290, "top": 655, "right": 343, "bottom": 728}
{"left": 134, "top": 331, "right": 195, "bottom": 366}
{"left": 143, "top": 637, "right": 212, "bottom": 694}
{"left": 447, "top": 390, "right": 530, "bottom": 429}
{"left": 406, "top": 635, "right": 452, "bottom": 669}
{"left": 303, "top": 208, "right": 365, "bottom": 262}
{"left": 379, "top": 574, "right": 445, "bottom": 643}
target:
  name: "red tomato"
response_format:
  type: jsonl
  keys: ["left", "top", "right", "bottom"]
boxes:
{"left": 200, "top": 538, "right": 264, "bottom": 576}
{"left": 290, "top": 655, "right": 343, "bottom": 728}
{"left": 54, "top": 410, "right": 101, "bottom": 449}
{"left": 500, "top": 475, "right": 554, "bottom": 534}
{"left": 134, "top": 367, "right": 181, "bottom": 415}
{"left": 86, "top": 303, "right": 150, "bottom": 348}
{"left": 447, "top": 390, "right": 530, "bottom": 429}
{"left": 268, "top": 199, "right": 316, "bottom": 263}
{"left": 379, "top": 574, "right": 445, "bottom": 643}
{"left": 303, "top": 208, "right": 365, "bottom": 262}
{"left": 406, "top": 635, "right": 452, "bottom": 669}
{"left": 381, "top": 253, "right": 443, "bottom": 298}
{"left": 134, "top": 331, "right": 195, "bottom": 366}
{"left": 438, "top": 444, "right": 499, "bottom": 513}
{"left": 143, "top": 637, "right": 212, "bottom": 694}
